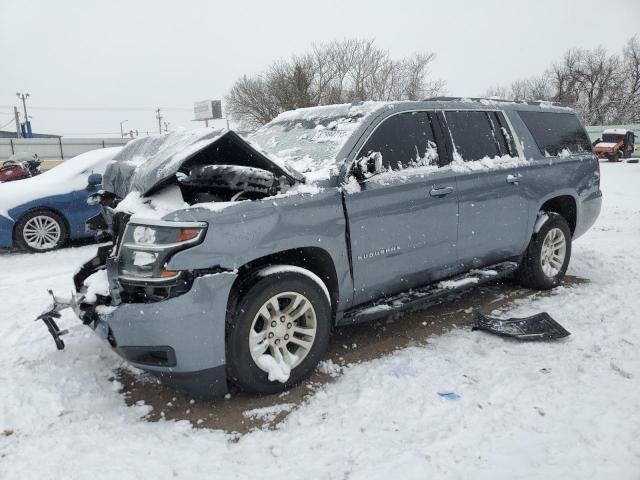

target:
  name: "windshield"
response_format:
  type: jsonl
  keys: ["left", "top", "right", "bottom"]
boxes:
{"left": 602, "top": 134, "right": 624, "bottom": 143}
{"left": 248, "top": 102, "right": 387, "bottom": 182}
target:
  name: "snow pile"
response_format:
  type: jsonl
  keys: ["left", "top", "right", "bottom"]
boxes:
{"left": 257, "top": 349, "right": 296, "bottom": 383}
{"left": 438, "top": 277, "right": 479, "bottom": 290}
{"left": 450, "top": 153, "right": 531, "bottom": 172}
{"left": 0, "top": 147, "right": 121, "bottom": 220}
{"left": 115, "top": 185, "right": 188, "bottom": 221}
{"left": 83, "top": 268, "right": 110, "bottom": 303}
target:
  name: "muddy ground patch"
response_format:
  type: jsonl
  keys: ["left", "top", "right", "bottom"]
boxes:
{"left": 117, "top": 276, "right": 587, "bottom": 434}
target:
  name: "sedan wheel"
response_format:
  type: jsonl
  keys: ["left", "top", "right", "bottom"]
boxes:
{"left": 16, "top": 210, "right": 67, "bottom": 252}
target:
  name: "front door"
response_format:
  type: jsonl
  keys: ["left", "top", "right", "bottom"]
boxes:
{"left": 344, "top": 111, "right": 459, "bottom": 306}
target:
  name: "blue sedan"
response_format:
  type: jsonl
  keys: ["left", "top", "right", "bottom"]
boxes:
{"left": 0, "top": 147, "right": 122, "bottom": 252}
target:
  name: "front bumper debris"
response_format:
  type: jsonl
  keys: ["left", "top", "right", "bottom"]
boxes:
{"left": 36, "top": 290, "right": 72, "bottom": 350}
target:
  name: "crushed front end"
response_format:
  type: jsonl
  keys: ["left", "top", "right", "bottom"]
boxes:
{"left": 41, "top": 215, "right": 236, "bottom": 398}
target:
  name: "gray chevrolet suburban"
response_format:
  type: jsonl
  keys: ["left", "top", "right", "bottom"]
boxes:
{"left": 46, "top": 98, "right": 601, "bottom": 397}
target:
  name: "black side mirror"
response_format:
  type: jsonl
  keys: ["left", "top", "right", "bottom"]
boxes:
{"left": 352, "top": 152, "right": 383, "bottom": 182}
{"left": 87, "top": 173, "right": 102, "bottom": 187}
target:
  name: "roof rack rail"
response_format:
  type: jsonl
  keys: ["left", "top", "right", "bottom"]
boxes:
{"left": 422, "top": 96, "right": 567, "bottom": 108}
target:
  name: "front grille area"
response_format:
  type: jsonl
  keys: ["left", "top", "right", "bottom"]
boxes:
{"left": 115, "top": 345, "right": 177, "bottom": 367}
{"left": 118, "top": 275, "right": 193, "bottom": 304}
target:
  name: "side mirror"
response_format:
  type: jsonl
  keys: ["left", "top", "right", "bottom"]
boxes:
{"left": 87, "top": 173, "right": 102, "bottom": 187}
{"left": 352, "top": 152, "right": 383, "bottom": 181}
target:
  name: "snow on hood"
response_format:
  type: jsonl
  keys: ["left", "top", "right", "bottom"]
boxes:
{"left": 0, "top": 147, "right": 121, "bottom": 220}
{"left": 103, "top": 128, "right": 304, "bottom": 198}
{"left": 249, "top": 101, "right": 390, "bottom": 182}
{"left": 594, "top": 142, "right": 618, "bottom": 149}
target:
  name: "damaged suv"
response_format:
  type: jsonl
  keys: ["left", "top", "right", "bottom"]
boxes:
{"left": 41, "top": 98, "right": 601, "bottom": 397}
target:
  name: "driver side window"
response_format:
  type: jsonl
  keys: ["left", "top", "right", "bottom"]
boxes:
{"left": 358, "top": 111, "right": 439, "bottom": 172}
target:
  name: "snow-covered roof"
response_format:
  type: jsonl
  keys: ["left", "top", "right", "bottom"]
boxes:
{"left": 603, "top": 128, "right": 630, "bottom": 135}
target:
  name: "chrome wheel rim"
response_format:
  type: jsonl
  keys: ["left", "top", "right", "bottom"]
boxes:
{"left": 22, "top": 215, "right": 61, "bottom": 250}
{"left": 249, "top": 291, "right": 317, "bottom": 373}
{"left": 540, "top": 227, "right": 566, "bottom": 277}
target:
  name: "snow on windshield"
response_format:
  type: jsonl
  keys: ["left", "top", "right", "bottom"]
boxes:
{"left": 0, "top": 147, "right": 121, "bottom": 220}
{"left": 249, "top": 102, "right": 390, "bottom": 182}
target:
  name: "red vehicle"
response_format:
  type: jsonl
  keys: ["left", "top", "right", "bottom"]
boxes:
{"left": 0, "top": 153, "right": 42, "bottom": 182}
{"left": 592, "top": 128, "right": 636, "bottom": 162}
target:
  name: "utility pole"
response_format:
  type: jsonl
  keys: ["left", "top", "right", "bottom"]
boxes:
{"left": 119, "top": 119, "right": 128, "bottom": 138}
{"left": 14, "top": 107, "right": 22, "bottom": 138}
{"left": 155, "top": 108, "right": 163, "bottom": 134}
{"left": 16, "top": 92, "right": 31, "bottom": 137}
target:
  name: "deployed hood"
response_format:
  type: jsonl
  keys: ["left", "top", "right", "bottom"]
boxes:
{"left": 103, "top": 128, "right": 305, "bottom": 198}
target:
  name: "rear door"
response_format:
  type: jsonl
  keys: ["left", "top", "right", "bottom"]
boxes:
{"left": 443, "top": 110, "right": 531, "bottom": 268}
{"left": 344, "top": 111, "right": 460, "bottom": 306}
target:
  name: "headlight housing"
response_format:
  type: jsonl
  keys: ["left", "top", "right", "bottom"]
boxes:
{"left": 118, "top": 220, "right": 207, "bottom": 282}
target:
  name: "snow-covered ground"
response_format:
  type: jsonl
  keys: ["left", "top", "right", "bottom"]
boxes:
{"left": 1, "top": 162, "right": 639, "bottom": 479}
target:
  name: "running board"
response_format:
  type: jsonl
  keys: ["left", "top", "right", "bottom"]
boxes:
{"left": 341, "top": 261, "right": 519, "bottom": 325}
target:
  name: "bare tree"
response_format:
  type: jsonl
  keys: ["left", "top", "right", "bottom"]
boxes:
{"left": 226, "top": 39, "right": 445, "bottom": 129}
{"left": 484, "top": 36, "right": 640, "bottom": 125}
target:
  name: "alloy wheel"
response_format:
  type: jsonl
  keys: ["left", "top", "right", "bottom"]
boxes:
{"left": 22, "top": 215, "right": 62, "bottom": 250}
{"left": 540, "top": 227, "right": 566, "bottom": 277}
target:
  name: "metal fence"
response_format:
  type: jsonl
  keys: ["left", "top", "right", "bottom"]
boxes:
{"left": 0, "top": 137, "right": 130, "bottom": 162}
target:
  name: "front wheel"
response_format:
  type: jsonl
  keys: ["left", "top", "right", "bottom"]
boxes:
{"left": 518, "top": 213, "right": 572, "bottom": 290}
{"left": 226, "top": 268, "right": 331, "bottom": 394}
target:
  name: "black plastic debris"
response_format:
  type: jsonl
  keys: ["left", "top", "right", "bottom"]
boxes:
{"left": 472, "top": 311, "right": 570, "bottom": 341}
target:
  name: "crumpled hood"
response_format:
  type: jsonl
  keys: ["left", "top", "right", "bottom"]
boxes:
{"left": 103, "top": 128, "right": 304, "bottom": 198}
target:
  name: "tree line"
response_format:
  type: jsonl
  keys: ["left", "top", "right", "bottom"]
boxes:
{"left": 226, "top": 36, "right": 640, "bottom": 129}
{"left": 226, "top": 39, "right": 445, "bottom": 129}
{"left": 486, "top": 36, "right": 640, "bottom": 125}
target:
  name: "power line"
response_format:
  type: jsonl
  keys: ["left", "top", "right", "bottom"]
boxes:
{"left": 0, "top": 105, "right": 191, "bottom": 112}
{"left": 0, "top": 118, "right": 15, "bottom": 129}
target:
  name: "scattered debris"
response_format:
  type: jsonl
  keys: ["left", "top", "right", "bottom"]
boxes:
{"left": 610, "top": 361, "right": 633, "bottom": 379}
{"left": 437, "top": 392, "right": 461, "bottom": 400}
{"left": 472, "top": 311, "right": 570, "bottom": 341}
{"left": 243, "top": 403, "right": 296, "bottom": 423}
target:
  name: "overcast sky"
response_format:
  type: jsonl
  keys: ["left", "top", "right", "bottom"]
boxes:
{"left": 1, "top": 0, "right": 638, "bottom": 137}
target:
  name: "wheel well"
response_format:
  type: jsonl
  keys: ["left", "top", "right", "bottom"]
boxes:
{"left": 12, "top": 207, "right": 70, "bottom": 241}
{"left": 540, "top": 196, "right": 576, "bottom": 235}
{"left": 228, "top": 247, "right": 339, "bottom": 320}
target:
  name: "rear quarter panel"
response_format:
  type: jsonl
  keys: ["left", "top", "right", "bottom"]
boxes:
{"left": 505, "top": 109, "right": 601, "bottom": 242}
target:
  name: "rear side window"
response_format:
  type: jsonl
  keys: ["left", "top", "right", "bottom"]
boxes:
{"left": 359, "top": 111, "right": 439, "bottom": 171}
{"left": 518, "top": 111, "right": 592, "bottom": 156}
{"left": 444, "top": 111, "right": 500, "bottom": 161}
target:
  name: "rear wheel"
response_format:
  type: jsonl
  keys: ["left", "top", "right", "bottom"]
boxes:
{"left": 518, "top": 213, "right": 572, "bottom": 290}
{"left": 226, "top": 269, "right": 331, "bottom": 394}
{"left": 15, "top": 209, "right": 68, "bottom": 252}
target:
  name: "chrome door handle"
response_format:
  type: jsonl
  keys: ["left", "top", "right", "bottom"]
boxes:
{"left": 506, "top": 173, "right": 523, "bottom": 184}
{"left": 429, "top": 186, "right": 455, "bottom": 197}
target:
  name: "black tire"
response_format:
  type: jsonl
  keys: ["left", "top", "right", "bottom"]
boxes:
{"left": 518, "top": 213, "right": 572, "bottom": 290}
{"left": 226, "top": 269, "right": 331, "bottom": 394}
{"left": 15, "top": 209, "right": 68, "bottom": 252}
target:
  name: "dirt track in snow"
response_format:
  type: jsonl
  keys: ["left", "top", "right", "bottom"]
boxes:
{"left": 119, "top": 275, "right": 587, "bottom": 434}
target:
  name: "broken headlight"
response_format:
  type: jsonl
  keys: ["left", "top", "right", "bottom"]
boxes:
{"left": 118, "top": 221, "right": 207, "bottom": 282}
